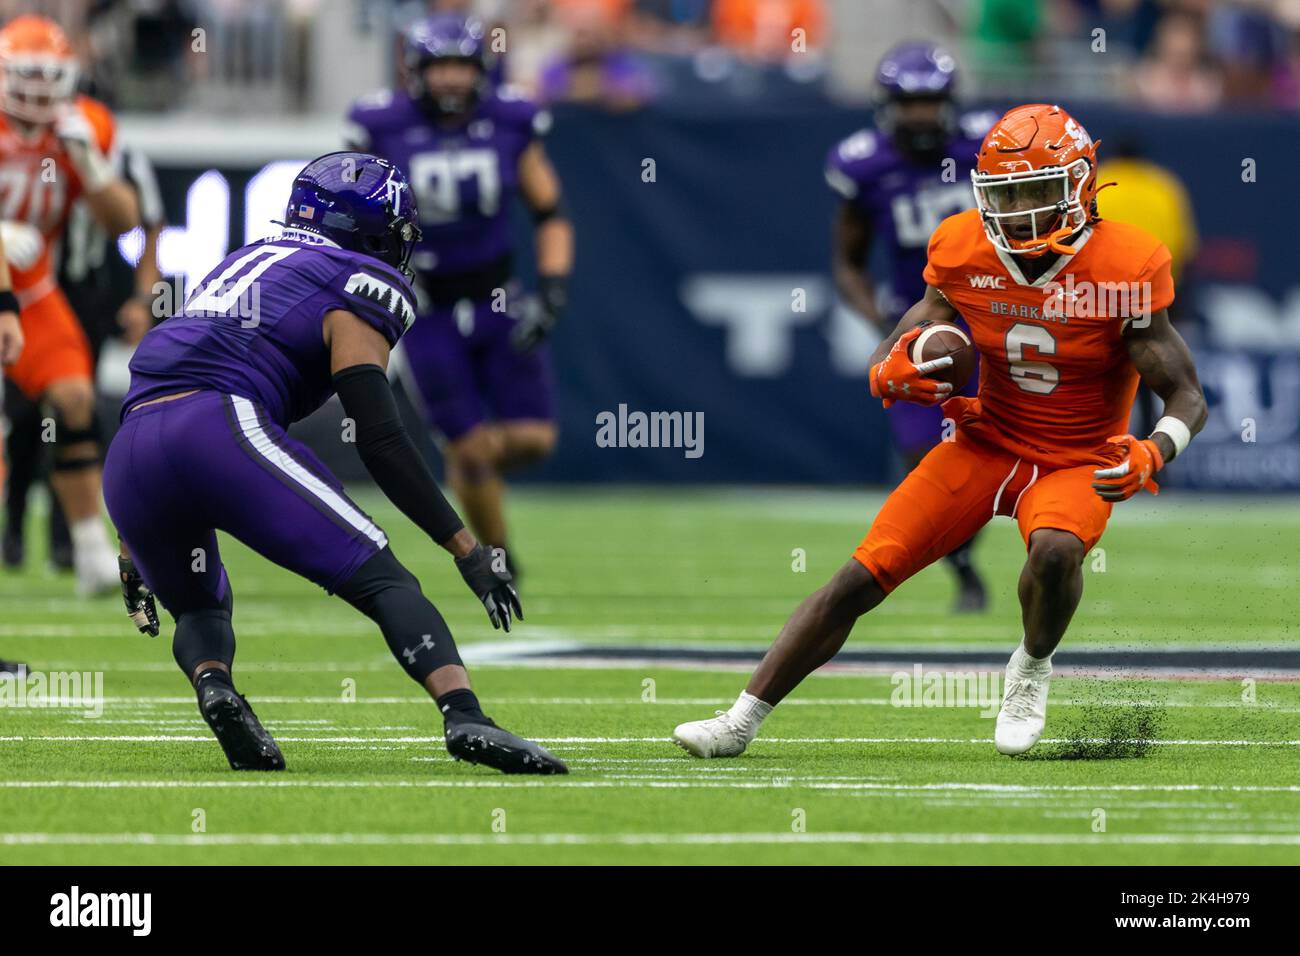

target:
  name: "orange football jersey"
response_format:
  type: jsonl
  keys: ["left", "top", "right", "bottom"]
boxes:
{"left": 0, "top": 94, "right": 116, "bottom": 302}
{"left": 923, "top": 208, "right": 1174, "bottom": 469}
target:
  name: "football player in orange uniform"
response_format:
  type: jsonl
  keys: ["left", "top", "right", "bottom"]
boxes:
{"left": 674, "top": 104, "right": 1207, "bottom": 758}
{"left": 1, "top": 196, "right": 26, "bottom": 673}
{"left": 0, "top": 15, "right": 139, "bottom": 595}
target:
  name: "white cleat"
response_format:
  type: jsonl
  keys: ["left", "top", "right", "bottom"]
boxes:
{"left": 673, "top": 711, "right": 749, "bottom": 758}
{"left": 74, "top": 543, "right": 121, "bottom": 598}
{"left": 995, "top": 674, "right": 1051, "bottom": 755}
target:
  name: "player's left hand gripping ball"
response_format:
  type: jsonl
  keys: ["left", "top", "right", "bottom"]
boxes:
{"left": 869, "top": 326, "right": 954, "bottom": 409}
{"left": 455, "top": 544, "right": 524, "bottom": 631}
{"left": 1092, "top": 434, "right": 1164, "bottom": 501}
{"left": 118, "top": 555, "right": 160, "bottom": 636}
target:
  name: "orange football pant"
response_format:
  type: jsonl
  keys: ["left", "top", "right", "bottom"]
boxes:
{"left": 3, "top": 288, "right": 94, "bottom": 399}
{"left": 854, "top": 432, "right": 1113, "bottom": 593}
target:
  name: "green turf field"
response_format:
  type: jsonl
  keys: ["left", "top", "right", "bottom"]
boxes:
{"left": 2, "top": 487, "right": 1299, "bottom": 864}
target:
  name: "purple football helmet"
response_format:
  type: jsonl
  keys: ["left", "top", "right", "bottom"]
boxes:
{"left": 403, "top": 14, "right": 489, "bottom": 116}
{"left": 874, "top": 41, "right": 960, "bottom": 157}
{"left": 284, "top": 151, "right": 421, "bottom": 278}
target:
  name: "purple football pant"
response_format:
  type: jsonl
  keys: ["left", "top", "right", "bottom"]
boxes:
{"left": 104, "top": 390, "right": 387, "bottom": 616}
{"left": 400, "top": 293, "right": 555, "bottom": 442}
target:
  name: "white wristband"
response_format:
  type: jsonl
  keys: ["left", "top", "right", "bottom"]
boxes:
{"left": 1153, "top": 416, "right": 1192, "bottom": 459}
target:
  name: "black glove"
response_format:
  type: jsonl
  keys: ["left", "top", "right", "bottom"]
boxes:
{"left": 455, "top": 544, "right": 523, "bottom": 631}
{"left": 511, "top": 275, "right": 567, "bottom": 353}
{"left": 119, "top": 555, "right": 160, "bottom": 636}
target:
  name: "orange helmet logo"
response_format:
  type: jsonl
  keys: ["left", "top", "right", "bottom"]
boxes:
{"left": 0, "top": 15, "right": 78, "bottom": 126}
{"left": 971, "top": 104, "right": 1102, "bottom": 258}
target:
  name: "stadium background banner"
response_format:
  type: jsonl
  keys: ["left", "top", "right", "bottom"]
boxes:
{"left": 129, "top": 104, "right": 1300, "bottom": 490}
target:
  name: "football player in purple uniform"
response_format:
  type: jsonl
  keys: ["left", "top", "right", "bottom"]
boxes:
{"left": 824, "top": 41, "right": 997, "bottom": 612}
{"left": 344, "top": 15, "right": 574, "bottom": 583}
{"left": 103, "top": 152, "right": 566, "bottom": 775}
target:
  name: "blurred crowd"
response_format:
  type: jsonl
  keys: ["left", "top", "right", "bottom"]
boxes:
{"left": 968, "top": 0, "right": 1300, "bottom": 111}
{"left": 0, "top": 0, "right": 1297, "bottom": 113}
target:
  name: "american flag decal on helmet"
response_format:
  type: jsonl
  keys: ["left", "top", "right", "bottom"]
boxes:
{"left": 298, "top": 204, "right": 315, "bottom": 219}
{"left": 345, "top": 272, "right": 416, "bottom": 330}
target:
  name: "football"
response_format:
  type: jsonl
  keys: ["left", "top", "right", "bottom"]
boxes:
{"left": 909, "top": 321, "right": 976, "bottom": 392}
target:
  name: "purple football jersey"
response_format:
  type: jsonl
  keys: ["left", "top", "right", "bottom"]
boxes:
{"left": 825, "top": 111, "right": 996, "bottom": 317}
{"left": 124, "top": 232, "right": 417, "bottom": 427}
{"left": 344, "top": 87, "right": 549, "bottom": 277}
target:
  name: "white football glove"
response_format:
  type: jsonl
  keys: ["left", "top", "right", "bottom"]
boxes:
{"left": 54, "top": 106, "right": 96, "bottom": 148}
{"left": 55, "top": 106, "right": 114, "bottom": 192}
{"left": 0, "top": 220, "right": 45, "bottom": 272}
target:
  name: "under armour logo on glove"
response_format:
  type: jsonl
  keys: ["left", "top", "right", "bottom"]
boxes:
{"left": 1092, "top": 435, "right": 1164, "bottom": 502}
{"left": 869, "top": 327, "right": 953, "bottom": 409}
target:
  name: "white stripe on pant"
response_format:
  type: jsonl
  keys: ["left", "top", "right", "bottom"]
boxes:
{"left": 229, "top": 395, "right": 387, "bottom": 549}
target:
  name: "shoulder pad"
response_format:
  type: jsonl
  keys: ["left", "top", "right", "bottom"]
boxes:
{"left": 350, "top": 88, "right": 395, "bottom": 114}
{"left": 837, "top": 129, "right": 879, "bottom": 164}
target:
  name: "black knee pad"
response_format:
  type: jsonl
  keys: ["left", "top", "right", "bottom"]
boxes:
{"left": 52, "top": 418, "right": 103, "bottom": 473}
{"left": 173, "top": 592, "right": 236, "bottom": 679}
{"left": 336, "top": 548, "right": 462, "bottom": 684}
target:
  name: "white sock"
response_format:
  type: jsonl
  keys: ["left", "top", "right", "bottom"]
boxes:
{"left": 1009, "top": 640, "right": 1052, "bottom": 679}
{"left": 725, "top": 691, "right": 773, "bottom": 741}
{"left": 70, "top": 516, "right": 111, "bottom": 555}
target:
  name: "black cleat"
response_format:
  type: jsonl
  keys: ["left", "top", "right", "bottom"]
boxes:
{"left": 49, "top": 509, "right": 73, "bottom": 572}
{"left": 2, "top": 528, "right": 22, "bottom": 569}
{"left": 0, "top": 659, "right": 27, "bottom": 678}
{"left": 445, "top": 718, "right": 568, "bottom": 775}
{"left": 197, "top": 681, "right": 285, "bottom": 771}
{"left": 48, "top": 541, "right": 73, "bottom": 573}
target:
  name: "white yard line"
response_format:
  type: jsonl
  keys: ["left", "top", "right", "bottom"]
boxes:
{"left": 9, "top": 695, "right": 1300, "bottom": 710}
{"left": 2, "top": 831, "right": 1299, "bottom": 847}
{"left": 2, "top": 779, "right": 1300, "bottom": 794}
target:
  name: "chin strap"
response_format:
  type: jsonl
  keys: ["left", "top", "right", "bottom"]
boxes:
{"left": 1046, "top": 182, "right": 1113, "bottom": 254}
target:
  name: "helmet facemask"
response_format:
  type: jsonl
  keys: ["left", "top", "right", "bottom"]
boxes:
{"left": 309, "top": 203, "right": 422, "bottom": 280}
{"left": 0, "top": 54, "right": 77, "bottom": 125}
{"left": 409, "top": 55, "right": 484, "bottom": 117}
{"left": 364, "top": 214, "right": 422, "bottom": 280}
{"left": 877, "top": 95, "right": 956, "bottom": 159}
{"left": 972, "top": 157, "right": 1091, "bottom": 257}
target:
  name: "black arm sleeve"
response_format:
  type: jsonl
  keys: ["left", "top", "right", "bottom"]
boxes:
{"left": 332, "top": 364, "right": 465, "bottom": 546}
